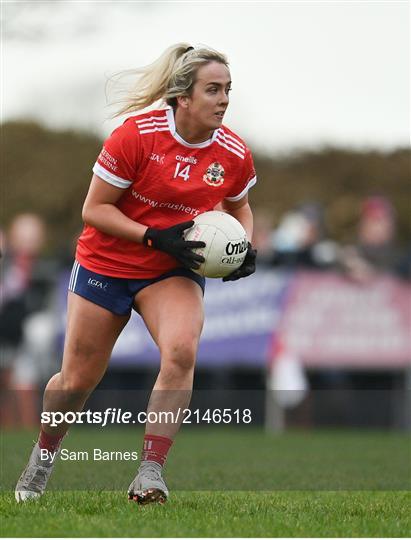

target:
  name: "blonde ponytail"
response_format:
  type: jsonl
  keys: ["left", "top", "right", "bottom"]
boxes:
{"left": 109, "top": 43, "right": 228, "bottom": 117}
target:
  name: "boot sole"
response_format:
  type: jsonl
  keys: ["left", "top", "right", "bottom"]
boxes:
{"left": 128, "top": 488, "right": 167, "bottom": 505}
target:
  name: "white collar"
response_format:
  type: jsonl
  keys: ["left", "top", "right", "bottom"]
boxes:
{"left": 166, "top": 108, "right": 219, "bottom": 149}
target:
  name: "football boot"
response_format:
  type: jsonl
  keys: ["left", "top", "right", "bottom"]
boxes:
{"left": 128, "top": 461, "right": 169, "bottom": 504}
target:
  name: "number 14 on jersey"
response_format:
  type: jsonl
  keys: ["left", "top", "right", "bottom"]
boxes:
{"left": 173, "top": 163, "right": 191, "bottom": 181}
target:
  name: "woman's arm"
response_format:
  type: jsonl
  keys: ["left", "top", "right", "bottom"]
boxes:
{"left": 221, "top": 195, "right": 253, "bottom": 242}
{"left": 82, "top": 174, "right": 148, "bottom": 243}
{"left": 82, "top": 174, "right": 205, "bottom": 268}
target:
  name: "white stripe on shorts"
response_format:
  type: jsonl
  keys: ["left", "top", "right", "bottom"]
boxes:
{"left": 69, "top": 261, "right": 80, "bottom": 291}
{"left": 72, "top": 261, "right": 80, "bottom": 291}
{"left": 68, "top": 261, "right": 76, "bottom": 290}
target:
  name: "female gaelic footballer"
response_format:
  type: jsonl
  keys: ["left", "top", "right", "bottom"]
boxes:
{"left": 15, "top": 43, "right": 257, "bottom": 504}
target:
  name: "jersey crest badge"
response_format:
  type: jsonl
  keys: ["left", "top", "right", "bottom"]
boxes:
{"left": 203, "top": 162, "right": 225, "bottom": 187}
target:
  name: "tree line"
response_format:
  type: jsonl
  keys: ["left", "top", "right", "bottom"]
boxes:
{"left": 2, "top": 121, "right": 409, "bottom": 251}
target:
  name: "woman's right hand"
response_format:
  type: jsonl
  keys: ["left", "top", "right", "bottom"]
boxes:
{"left": 143, "top": 221, "right": 206, "bottom": 270}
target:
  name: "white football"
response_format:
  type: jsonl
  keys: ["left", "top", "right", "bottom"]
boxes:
{"left": 184, "top": 211, "right": 248, "bottom": 278}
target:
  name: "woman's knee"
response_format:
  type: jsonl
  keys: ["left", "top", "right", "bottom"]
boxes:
{"left": 49, "top": 370, "right": 99, "bottom": 397}
{"left": 161, "top": 339, "right": 198, "bottom": 373}
{"left": 59, "top": 338, "right": 108, "bottom": 394}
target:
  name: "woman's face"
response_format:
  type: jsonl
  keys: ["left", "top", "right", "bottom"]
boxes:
{"left": 182, "top": 61, "right": 231, "bottom": 131}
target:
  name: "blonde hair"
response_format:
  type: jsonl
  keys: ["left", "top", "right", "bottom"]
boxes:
{"left": 109, "top": 43, "right": 229, "bottom": 117}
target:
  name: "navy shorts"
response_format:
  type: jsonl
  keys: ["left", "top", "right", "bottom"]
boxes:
{"left": 68, "top": 261, "right": 205, "bottom": 316}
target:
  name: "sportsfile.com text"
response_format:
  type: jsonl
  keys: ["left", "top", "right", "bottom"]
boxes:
{"left": 41, "top": 408, "right": 253, "bottom": 427}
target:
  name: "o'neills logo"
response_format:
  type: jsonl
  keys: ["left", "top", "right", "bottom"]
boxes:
{"left": 225, "top": 239, "right": 248, "bottom": 256}
{"left": 176, "top": 155, "right": 197, "bottom": 165}
{"left": 203, "top": 162, "right": 225, "bottom": 187}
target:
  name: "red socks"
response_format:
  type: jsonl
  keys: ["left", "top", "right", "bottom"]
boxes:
{"left": 38, "top": 429, "right": 64, "bottom": 452}
{"left": 142, "top": 434, "right": 173, "bottom": 466}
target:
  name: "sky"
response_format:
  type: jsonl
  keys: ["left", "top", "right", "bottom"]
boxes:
{"left": 2, "top": 0, "right": 410, "bottom": 153}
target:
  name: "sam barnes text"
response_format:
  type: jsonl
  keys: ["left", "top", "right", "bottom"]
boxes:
{"left": 40, "top": 448, "right": 138, "bottom": 462}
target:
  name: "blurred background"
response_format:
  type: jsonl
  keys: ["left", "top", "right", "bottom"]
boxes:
{"left": 1, "top": 1, "right": 410, "bottom": 435}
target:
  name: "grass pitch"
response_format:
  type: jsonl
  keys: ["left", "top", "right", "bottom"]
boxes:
{"left": 1, "top": 427, "right": 410, "bottom": 537}
{"left": 2, "top": 490, "right": 410, "bottom": 537}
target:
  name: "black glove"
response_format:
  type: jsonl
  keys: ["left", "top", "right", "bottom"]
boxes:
{"left": 143, "top": 220, "right": 206, "bottom": 270}
{"left": 223, "top": 242, "right": 257, "bottom": 282}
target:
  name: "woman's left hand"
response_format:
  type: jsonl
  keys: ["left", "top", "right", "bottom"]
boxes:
{"left": 222, "top": 242, "right": 257, "bottom": 282}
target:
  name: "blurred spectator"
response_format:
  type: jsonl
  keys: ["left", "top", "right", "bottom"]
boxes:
{"left": 340, "top": 196, "right": 404, "bottom": 282}
{"left": 396, "top": 245, "right": 411, "bottom": 280}
{"left": 0, "top": 214, "right": 58, "bottom": 427}
{"left": 1, "top": 215, "right": 46, "bottom": 365}
{"left": 252, "top": 209, "right": 275, "bottom": 267}
{"left": 271, "top": 202, "right": 339, "bottom": 269}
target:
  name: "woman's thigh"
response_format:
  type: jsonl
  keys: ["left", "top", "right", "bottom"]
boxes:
{"left": 60, "top": 292, "right": 130, "bottom": 386}
{"left": 133, "top": 277, "right": 204, "bottom": 353}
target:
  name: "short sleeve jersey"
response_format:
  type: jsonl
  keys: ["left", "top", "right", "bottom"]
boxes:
{"left": 76, "top": 107, "right": 257, "bottom": 278}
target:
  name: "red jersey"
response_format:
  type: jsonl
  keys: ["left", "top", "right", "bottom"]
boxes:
{"left": 76, "top": 107, "right": 257, "bottom": 278}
